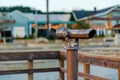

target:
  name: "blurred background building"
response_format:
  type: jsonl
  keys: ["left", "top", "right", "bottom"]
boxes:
{"left": 0, "top": 5, "right": 119, "bottom": 40}
{"left": 73, "top": 5, "right": 120, "bottom": 36}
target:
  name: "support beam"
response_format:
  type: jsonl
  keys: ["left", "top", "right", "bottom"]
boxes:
{"left": 28, "top": 60, "right": 33, "bottom": 80}
{"left": 84, "top": 64, "right": 90, "bottom": 80}
{"left": 67, "top": 48, "right": 78, "bottom": 80}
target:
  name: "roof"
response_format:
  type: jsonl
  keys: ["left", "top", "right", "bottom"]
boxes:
{"left": 0, "top": 12, "right": 15, "bottom": 23}
{"left": 73, "top": 5, "right": 119, "bottom": 21}
{"left": 7, "top": 10, "right": 74, "bottom": 24}
{"left": 24, "top": 13, "right": 74, "bottom": 24}
{"left": 7, "top": 10, "right": 28, "bottom": 19}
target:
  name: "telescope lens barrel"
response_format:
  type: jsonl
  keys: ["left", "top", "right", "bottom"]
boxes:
{"left": 56, "top": 28, "right": 96, "bottom": 39}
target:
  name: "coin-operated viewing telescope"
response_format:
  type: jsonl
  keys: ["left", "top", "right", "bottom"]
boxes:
{"left": 56, "top": 28, "right": 96, "bottom": 39}
{"left": 56, "top": 28, "right": 96, "bottom": 80}
{"left": 56, "top": 28, "right": 96, "bottom": 48}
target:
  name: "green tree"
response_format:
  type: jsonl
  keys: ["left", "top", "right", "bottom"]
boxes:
{"left": 69, "top": 13, "right": 75, "bottom": 21}
{"left": 0, "top": 6, "right": 43, "bottom": 13}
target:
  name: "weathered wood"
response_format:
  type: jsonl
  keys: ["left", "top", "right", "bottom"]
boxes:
{"left": 78, "top": 72, "right": 110, "bottom": 80}
{"left": 59, "top": 67, "right": 66, "bottom": 73}
{"left": 78, "top": 53, "right": 120, "bottom": 69}
{"left": 0, "top": 68, "right": 59, "bottom": 75}
{"left": 118, "top": 69, "right": 120, "bottom": 80}
{"left": 0, "top": 50, "right": 59, "bottom": 61}
{"left": 59, "top": 51, "right": 120, "bottom": 69}
{"left": 0, "top": 50, "right": 120, "bottom": 80}
{"left": 84, "top": 64, "right": 90, "bottom": 80}
{"left": 59, "top": 50, "right": 66, "bottom": 60}
{"left": 59, "top": 51, "right": 65, "bottom": 80}
{"left": 28, "top": 60, "right": 33, "bottom": 80}
{"left": 67, "top": 48, "right": 78, "bottom": 80}
{"left": 60, "top": 68, "right": 109, "bottom": 80}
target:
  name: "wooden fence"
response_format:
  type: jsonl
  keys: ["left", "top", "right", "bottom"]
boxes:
{"left": 0, "top": 49, "right": 120, "bottom": 80}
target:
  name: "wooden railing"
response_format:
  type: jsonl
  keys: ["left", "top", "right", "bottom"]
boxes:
{"left": 0, "top": 49, "right": 120, "bottom": 80}
{"left": 60, "top": 50, "right": 120, "bottom": 80}
{"left": 0, "top": 50, "right": 59, "bottom": 80}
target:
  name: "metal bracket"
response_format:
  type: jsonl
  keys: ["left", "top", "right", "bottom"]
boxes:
{"left": 64, "top": 37, "right": 80, "bottom": 49}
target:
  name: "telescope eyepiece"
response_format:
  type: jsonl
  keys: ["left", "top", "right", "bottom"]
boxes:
{"left": 88, "top": 29, "right": 96, "bottom": 39}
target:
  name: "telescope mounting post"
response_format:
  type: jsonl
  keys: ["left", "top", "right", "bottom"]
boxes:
{"left": 74, "top": 38, "right": 80, "bottom": 49}
{"left": 56, "top": 27, "right": 96, "bottom": 80}
{"left": 64, "top": 37, "right": 80, "bottom": 49}
{"left": 65, "top": 37, "right": 72, "bottom": 48}
{"left": 64, "top": 36, "right": 78, "bottom": 80}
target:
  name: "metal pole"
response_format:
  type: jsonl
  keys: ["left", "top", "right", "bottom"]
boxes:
{"left": 46, "top": 0, "right": 50, "bottom": 37}
{"left": 35, "top": 10, "right": 38, "bottom": 42}
{"left": 67, "top": 48, "right": 78, "bottom": 80}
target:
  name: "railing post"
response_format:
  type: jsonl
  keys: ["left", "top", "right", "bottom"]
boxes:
{"left": 59, "top": 55, "right": 64, "bottom": 80}
{"left": 118, "top": 69, "right": 120, "bottom": 80}
{"left": 28, "top": 60, "right": 33, "bottom": 80}
{"left": 84, "top": 64, "right": 90, "bottom": 80}
{"left": 67, "top": 48, "right": 78, "bottom": 80}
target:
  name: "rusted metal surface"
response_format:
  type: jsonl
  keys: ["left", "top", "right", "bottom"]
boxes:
{"left": 56, "top": 28, "right": 96, "bottom": 39}
{"left": 0, "top": 68, "right": 59, "bottom": 75}
{"left": 67, "top": 48, "right": 78, "bottom": 80}
{"left": 0, "top": 50, "right": 59, "bottom": 61}
{"left": 28, "top": 60, "right": 33, "bottom": 80}
{"left": 84, "top": 64, "right": 90, "bottom": 80}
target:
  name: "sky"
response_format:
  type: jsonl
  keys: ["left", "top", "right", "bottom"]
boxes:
{"left": 0, "top": 0, "right": 120, "bottom": 12}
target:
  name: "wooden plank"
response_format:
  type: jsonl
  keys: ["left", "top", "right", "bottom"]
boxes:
{"left": 0, "top": 68, "right": 59, "bottom": 75}
{"left": 28, "top": 60, "right": 33, "bottom": 80}
{"left": 59, "top": 51, "right": 65, "bottom": 80}
{"left": 59, "top": 67, "right": 66, "bottom": 73}
{"left": 84, "top": 64, "right": 90, "bottom": 80}
{"left": 118, "top": 69, "right": 120, "bottom": 80}
{"left": 66, "top": 48, "right": 78, "bottom": 80}
{"left": 78, "top": 53, "right": 120, "bottom": 69}
{"left": 59, "top": 68, "right": 109, "bottom": 80}
{"left": 59, "top": 51, "right": 120, "bottom": 69}
{"left": 0, "top": 51, "right": 59, "bottom": 61}
{"left": 78, "top": 72, "right": 110, "bottom": 80}
{"left": 59, "top": 50, "right": 66, "bottom": 60}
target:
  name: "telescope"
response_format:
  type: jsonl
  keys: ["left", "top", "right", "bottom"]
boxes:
{"left": 56, "top": 28, "right": 96, "bottom": 48}
{"left": 56, "top": 28, "right": 96, "bottom": 39}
